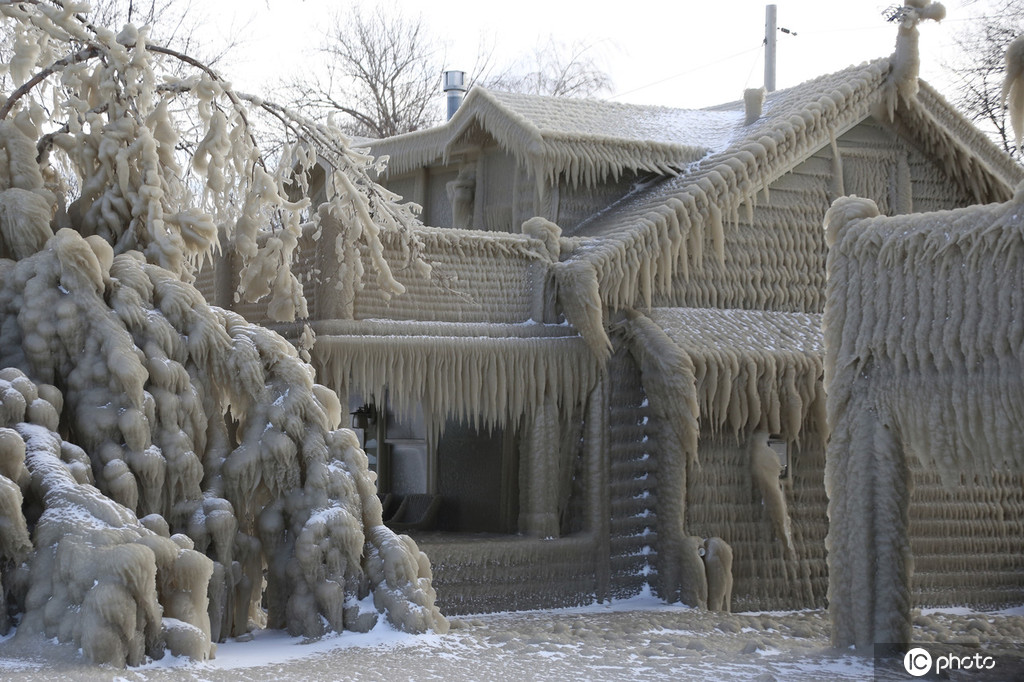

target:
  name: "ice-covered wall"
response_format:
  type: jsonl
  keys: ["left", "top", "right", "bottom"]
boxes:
{"left": 909, "top": 464, "right": 1024, "bottom": 609}
{"left": 618, "top": 307, "right": 826, "bottom": 611}
{"left": 686, "top": 432, "right": 829, "bottom": 611}
{"left": 421, "top": 536, "right": 603, "bottom": 615}
{"left": 823, "top": 190, "right": 1024, "bottom": 651}
{"left": 646, "top": 116, "right": 981, "bottom": 315}
{"left": 203, "top": 223, "right": 557, "bottom": 327}
{"left": 348, "top": 228, "right": 551, "bottom": 323}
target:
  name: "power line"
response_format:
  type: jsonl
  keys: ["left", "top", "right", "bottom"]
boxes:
{"left": 608, "top": 44, "right": 764, "bottom": 101}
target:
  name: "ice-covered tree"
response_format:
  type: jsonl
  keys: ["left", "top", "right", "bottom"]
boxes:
{"left": 0, "top": 0, "right": 445, "bottom": 667}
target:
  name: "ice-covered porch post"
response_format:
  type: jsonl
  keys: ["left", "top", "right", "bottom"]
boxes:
{"left": 519, "top": 395, "right": 562, "bottom": 537}
{"left": 822, "top": 197, "right": 914, "bottom": 651}
{"left": 822, "top": 1, "right": 947, "bottom": 652}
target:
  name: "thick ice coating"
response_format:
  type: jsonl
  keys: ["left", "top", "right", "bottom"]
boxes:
{"left": 824, "top": 190, "right": 1024, "bottom": 651}
{"left": 0, "top": 234, "right": 447, "bottom": 665}
{"left": 1002, "top": 35, "right": 1024, "bottom": 150}
{"left": 0, "top": 3, "right": 446, "bottom": 666}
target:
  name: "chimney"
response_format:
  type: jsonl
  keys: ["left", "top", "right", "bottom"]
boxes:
{"left": 443, "top": 70, "right": 467, "bottom": 120}
{"left": 744, "top": 87, "right": 766, "bottom": 125}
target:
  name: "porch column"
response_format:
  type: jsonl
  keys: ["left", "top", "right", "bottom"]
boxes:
{"left": 519, "top": 395, "right": 560, "bottom": 537}
{"left": 585, "top": 374, "right": 611, "bottom": 602}
{"left": 826, "top": 399, "right": 912, "bottom": 651}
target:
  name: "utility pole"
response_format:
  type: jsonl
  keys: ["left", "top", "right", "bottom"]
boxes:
{"left": 765, "top": 4, "right": 777, "bottom": 92}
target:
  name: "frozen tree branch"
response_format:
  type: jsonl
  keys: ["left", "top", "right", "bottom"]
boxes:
{"left": 0, "top": 1, "right": 447, "bottom": 667}
{"left": 0, "top": 44, "right": 97, "bottom": 119}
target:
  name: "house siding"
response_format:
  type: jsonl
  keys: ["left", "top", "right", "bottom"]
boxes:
{"left": 909, "top": 463, "right": 1024, "bottom": 608}
{"left": 680, "top": 431, "right": 830, "bottom": 612}
{"left": 650, "top": 118, "right": 978, "bottom": 315}
{"left": 557, "top": 172, "right": 640, "bottom": 233}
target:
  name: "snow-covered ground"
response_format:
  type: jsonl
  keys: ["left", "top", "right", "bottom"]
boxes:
{"left": 3, "top": 594, "right": 1024, "bottom": 681}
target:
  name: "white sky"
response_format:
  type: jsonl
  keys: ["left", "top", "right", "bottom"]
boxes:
{"left": 199, "top": 0, "right": 998, "bottom": 113}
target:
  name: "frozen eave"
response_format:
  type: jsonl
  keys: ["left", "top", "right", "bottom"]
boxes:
{"left": 311, "top": 320, "right": 602, "bottom": 430}
{"left": 368, "top": 87, "right": 747, "bottom": 189}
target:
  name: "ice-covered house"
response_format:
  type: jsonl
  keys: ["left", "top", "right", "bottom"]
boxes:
{"left": 201, "top": 33, "right": 1024, "bottom": 616}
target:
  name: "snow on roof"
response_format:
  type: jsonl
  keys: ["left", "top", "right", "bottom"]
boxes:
{"left": 620, "top": 307, "right": 824, "bottom": 449}
{"left": 552, "top": 58, "right": 1024, "bottom": 357}
{"left": 483, "top": 89, "right": 743, "bottom": 155}
{"left": 648, "top": 307, "right": 823, "bottom": 356}
{"left": 368, "top": 87, "right": 745, "bottom": 188}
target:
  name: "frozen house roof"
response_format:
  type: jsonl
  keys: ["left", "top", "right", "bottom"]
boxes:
{"left": 622, "top": 307, "right": 825, "bottom": 442}
{"left": 648, "top": 307, "right": 822, "bottom": 357}
{"left": 368, "top": 87, "right": 746, "bottom": 187}
{"left": 551, "top": 58, "right": 1024, "bottom": 357}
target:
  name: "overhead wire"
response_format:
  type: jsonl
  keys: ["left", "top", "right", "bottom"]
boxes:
{"left": 608, "top": 43, "right": 765, "bottom": 101}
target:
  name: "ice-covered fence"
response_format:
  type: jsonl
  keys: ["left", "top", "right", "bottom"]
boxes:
{"left": 823, "top": 191, "right": 1024, "bottom": 651}
{"left": 205, "top": 223, "right": 557, "bottom": 326}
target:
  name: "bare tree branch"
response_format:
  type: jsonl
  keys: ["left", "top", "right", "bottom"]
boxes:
{"left": 943, "top": 0, "right": 1024, "bottom": 160}
{"left": 282, "top": 8, "right": 615, "bottom": 140}
{"left": 482, "top": 36, "right": 613, "bottom": 99}
{"left": 285, "top": 5, "right": 443, "bottom": 138}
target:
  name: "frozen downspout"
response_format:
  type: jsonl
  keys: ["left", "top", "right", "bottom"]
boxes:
{"left": 764, "top": 4, "right": 777, "bottom": 92}
{"left": 443, "top": 70, "right": 467, "bottom": 120}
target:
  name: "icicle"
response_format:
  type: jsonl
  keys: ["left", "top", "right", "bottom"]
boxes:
{"left": 829, "top": 131, "right": 845, "bottom": 199}
{"left": 750, "top": 431, "right": 795, "bottom": 559}
{"left": 0, "top": 188, "right": 53, "bottom": 258}
{"left": 553, "top": 260, "right": 612, "bottom": 359}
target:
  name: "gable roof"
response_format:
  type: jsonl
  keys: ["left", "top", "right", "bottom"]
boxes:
{"left": 368, "top": 87, "right": 745, "bottom": 187}
{"left": 549, "top": 57, "right": 1024, "bottom": 357}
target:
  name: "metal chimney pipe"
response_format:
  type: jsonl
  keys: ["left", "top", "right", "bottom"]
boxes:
{"left": 765, "top": 4, "right": 777, "bottom": 92}
{"left": 443, "top": 70, "right": 467, "bottom": 120}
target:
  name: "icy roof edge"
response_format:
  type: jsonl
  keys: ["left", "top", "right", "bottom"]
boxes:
{"left": 366, "top": 87, "right": 741, "bottom": 189}
{"left": 549, "top": 57, "right": 1024, "bottom": 358}
{"left": 549, "top": 60, "right": 892, "bottom": 357}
